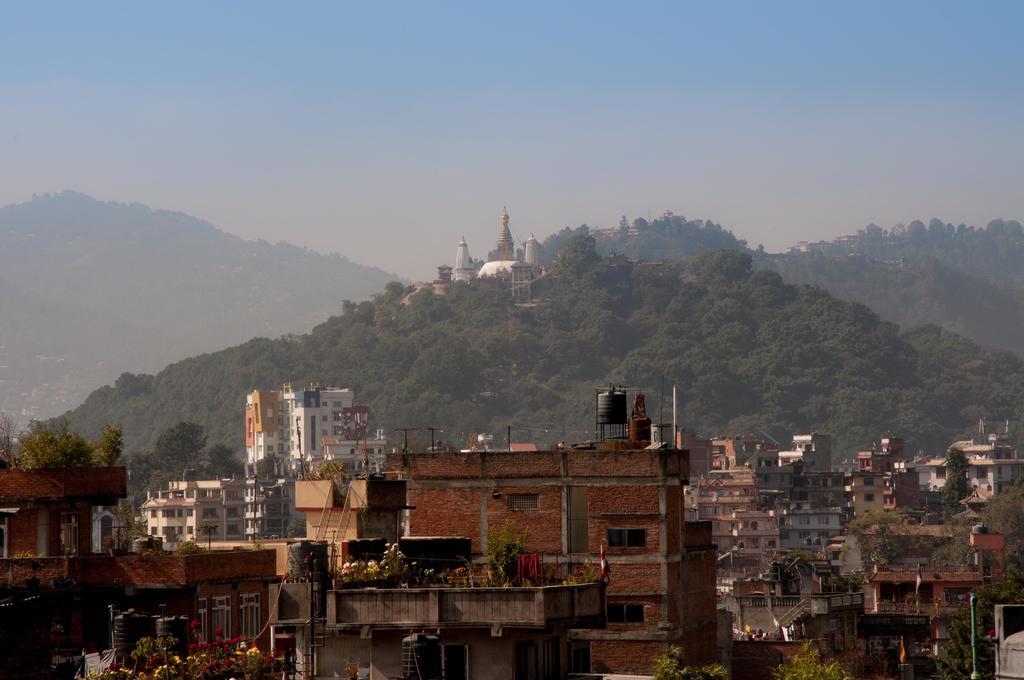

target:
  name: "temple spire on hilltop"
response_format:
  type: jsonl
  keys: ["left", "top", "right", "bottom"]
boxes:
{"left": 496, "top": 206, "right": 515, "bottom": 261}
{"left": 454, "top": 236, "right": 474, "bottom": 282}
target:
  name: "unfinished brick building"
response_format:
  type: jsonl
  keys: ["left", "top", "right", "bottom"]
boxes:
{"left": 0, "top": 467, "right": 278, "bottom": 670}
{"left": 387, "top": 444, "right": 717, "bottom": 675}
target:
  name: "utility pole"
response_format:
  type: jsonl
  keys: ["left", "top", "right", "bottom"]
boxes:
{"left": 970, "top": 592, "right": 979, "bottom": 679}
{"left": 395, "top": 428, "right": 417, "bottom": 453}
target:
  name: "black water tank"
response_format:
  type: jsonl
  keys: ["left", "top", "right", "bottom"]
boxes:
{"left": 155, "top": 616, "right": 190, "bottom": 656}
{"left": 597, "top": 389, "right": 627, "bottom": 425}
{"left": 401, "top": 634, "right": 442, "bottom": 680}
{"left": 288, "top": 540, "right": 330, "bottom": 580}
{"left": 113, "top": 612, "right": 155, "bottom": 661}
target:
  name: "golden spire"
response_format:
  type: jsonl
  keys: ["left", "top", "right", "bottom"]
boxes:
{"left": 496, "top": 206, "right": 515, "bottom": 261}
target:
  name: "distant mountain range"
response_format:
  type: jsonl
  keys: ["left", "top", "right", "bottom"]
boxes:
{"left": 0, "top": 192, "right": 400, "bottom": 418}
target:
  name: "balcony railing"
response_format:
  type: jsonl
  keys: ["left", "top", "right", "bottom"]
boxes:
{"left": 272, "top": 582, "right": 605, "bottom": 630}
{"left": 875, "top": 600, "right": 964, "bottom": 617}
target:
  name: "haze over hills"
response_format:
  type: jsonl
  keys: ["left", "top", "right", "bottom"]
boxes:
{"left": 59, "top": 241, "right": 1024, "bottom": 484}
{"left": 554, "top": 214, "right": 1024, "bottom": 358}
{"left": 0, "top": 192, "right": 401, "bottom": 418}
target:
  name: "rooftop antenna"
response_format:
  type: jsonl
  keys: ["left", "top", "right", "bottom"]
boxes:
{"left": 659, "top": 376, "right": 665, "bottom": 429}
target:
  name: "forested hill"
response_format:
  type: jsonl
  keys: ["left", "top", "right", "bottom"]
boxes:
{"left": 764, "top": 254, "right": 1024, "bottom": 358}
{"left": 0, "top": 192, "right": 399, "bottom": 417}
{"left": 793, "top": 218, "right": 1024, "bottom": 289}
{"left": 540, "top": 213, "right": 749, "bottom": 264}
{"left": 539, "top": 215, "right": 1024, "bottom": 359}
{"left": 59, "top": 237, "right": 1024, "bottom": 463}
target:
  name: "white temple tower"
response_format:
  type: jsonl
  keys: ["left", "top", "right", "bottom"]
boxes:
{"left": 523, "top": 233, "right": 540, "bottom": 267}
{"left": 454, "top": 236, "right": 474, "bottom": 282}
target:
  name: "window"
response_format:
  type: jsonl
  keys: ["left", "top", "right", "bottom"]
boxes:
{"left": 227, "top": 524, "right": 240, "bottom": 535}
{"left": 543, "top": 638, "right": 560, "bottom": 680}
{"left": 186, "top": 509, "right": 194, "bottom": 517}
{"left": 187, "top": 526, "right": 194, "bottom": 534}
{"left": 226, "top": 508, "right": 239, "bottom": 518}
{"left": 568, "top": 487, "right": 588, "bottom": 553}
{"left": 240, "top": 593, "right": 260, "bottom": 639}
{"left": 321, "top": 415, "right": 328, "bottom": 422}
{"left": 202, "top": 508, "right": 219, "bottom": 519}
{"left": 212, "top": 596, "right": 231, "bottom": 638}
{"left": 197, "top": 598, "right": 208, "bottom": 643}
{"left": 60, "top": 512, "right": 79, "bottom": 556}
{"left": 865, "top": 493, "right": 875, "bottom": 502}
{"left": 508, "top": 493, "right": 539, "bottom": 510}
{"left": 607, "top": 603, "right": 644, "bottom": 623}
{"left": 607, "top": 528, "right": 646, "bottom": 548}
{"left": 150, "top": 510, "right": 157, "bottom": 518}
{"left": 0, "top": 517, "right": 7, "bottom": 559}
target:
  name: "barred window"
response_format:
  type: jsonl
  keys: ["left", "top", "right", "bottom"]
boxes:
{"left": 607, "top": 603, "right": 644, "bottom": 623}
{"left": 212, "top": 596, "right": 231, "bottom": 638}
{"left": 240, "top": 593, "right": 261, "bottom": 639}
{"left": 507, "top": 493, "right": 539, "bottom": 510}
{"left": 607, "top": 528, "right": 646, "bottom": 548}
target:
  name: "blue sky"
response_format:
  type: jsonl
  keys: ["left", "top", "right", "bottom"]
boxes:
{"left": 2, "top": 1, "right": 1023, "bottom": 277}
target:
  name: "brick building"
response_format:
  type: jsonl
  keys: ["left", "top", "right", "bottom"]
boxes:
{"left": 0, "top": 467, "right": 279, "bottom": 671}
{"left": 387, "top": 444, "right": 718, "bottom": 675}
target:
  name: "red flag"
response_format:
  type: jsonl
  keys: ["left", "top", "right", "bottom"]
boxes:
{"left": 600, "top": 543, "right": 610, "bottom": 584}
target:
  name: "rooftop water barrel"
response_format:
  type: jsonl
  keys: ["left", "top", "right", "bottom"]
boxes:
{"left": 401, "top": 633, "right": 442, "bottom": 680}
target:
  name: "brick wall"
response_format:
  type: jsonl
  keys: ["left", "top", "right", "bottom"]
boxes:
{"left": 732, "top": 640, "right": 814, "bottom": 680}
{"left": 408, "top": 487, "right": 483, "bottom": 551}
{"left": 487, "top": 487, "right": 563, "bottom": 552}
{"left": 590, "top": 640, "right": 666, "bottom": 675}
{"left": 0, "top": 550, "right": 277, "bottom": 588}
{"left": 0, "top": 467, "right": 127, "bottom": 502}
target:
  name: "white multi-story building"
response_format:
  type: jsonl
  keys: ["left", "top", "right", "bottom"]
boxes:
{"left": 914, "top": 428, "right": 1023, "bottom": 496}
{"left": 143, "top": 477, "right": 296, "bottom": 548}
{"left": 142, "top": 479, "right": 247, "bottom": 548}
{"left": 245, "top": 384, "right": 387, "bottom": 474}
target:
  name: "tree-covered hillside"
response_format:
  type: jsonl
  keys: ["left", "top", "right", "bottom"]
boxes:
{"left": 59, "top": 238, "right": 1024, "bottom": 466}
{"left": 805, "top": 218, "right": 1024, "bottom": 289}
{"left": 764, "top": 254, "right": 1024, "bottom": 357}
{"left": 541, "top": 212, "right": 749, "bottom": 264}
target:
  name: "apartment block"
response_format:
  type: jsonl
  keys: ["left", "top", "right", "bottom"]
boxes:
{"left": 245, "top": 384, "right": 386, "bottom": 473}
{"left": 143, "top": 477, "right": 296, "bottom": 547}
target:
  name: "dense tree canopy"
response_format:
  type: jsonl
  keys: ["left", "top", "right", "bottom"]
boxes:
{"left": 942, "top": 447, "right": 970, "bottom": 518}
{"left": 57, "top": 240, "right": 1024, "bottom": 473}
{"left": 9, "top": 422, "right": 122, "bottom": 469}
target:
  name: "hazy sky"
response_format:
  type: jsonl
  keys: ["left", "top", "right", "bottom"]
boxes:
{"left": 2, "top": 1, "right": 1023, "bottom": 279}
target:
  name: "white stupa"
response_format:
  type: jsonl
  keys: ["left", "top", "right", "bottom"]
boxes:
{"left": 478, "top": 207, "right": 520, "bottom": 278}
